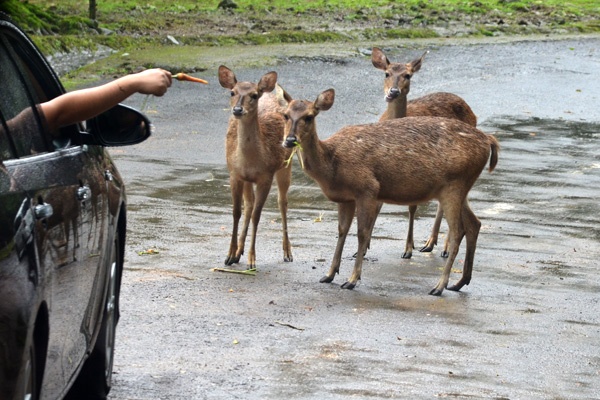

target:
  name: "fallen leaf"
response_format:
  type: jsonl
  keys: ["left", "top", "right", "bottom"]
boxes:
{"left": 138, "top": 249, "right": 159, "bottom": 256}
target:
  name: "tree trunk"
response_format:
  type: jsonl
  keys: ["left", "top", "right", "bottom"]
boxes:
{"left": 89, "top": 0, "right": 97, "bottom": 21}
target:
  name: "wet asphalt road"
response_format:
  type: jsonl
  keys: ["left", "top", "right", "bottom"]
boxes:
{"left": 106, "top": 35, "right": 599, "bottom": 399}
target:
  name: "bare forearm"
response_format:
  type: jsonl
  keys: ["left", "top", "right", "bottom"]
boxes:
{"left": 40, "top": 69, "right": 171, "bottom": 132}
{"left": 46, "top": 79, "right": 132, "bottom": 130}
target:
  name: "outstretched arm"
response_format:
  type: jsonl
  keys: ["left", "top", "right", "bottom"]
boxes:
{"left": 40, "top": 68, "right": 172, "bottom": 132}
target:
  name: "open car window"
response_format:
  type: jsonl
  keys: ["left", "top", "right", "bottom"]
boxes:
{"left": 0, "top": 18, "right": 78, "bottom": 162}
{"left": 0, "top": 37, "right": 48, "bottom": 159}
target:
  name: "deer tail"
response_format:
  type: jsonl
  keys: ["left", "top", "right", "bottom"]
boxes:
{"left": 488, "top": 134, "right": 500, "bottom": 173}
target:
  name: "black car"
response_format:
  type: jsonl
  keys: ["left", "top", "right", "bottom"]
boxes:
{"left": 0, "top": 13, "right": 151, "bottom": 400}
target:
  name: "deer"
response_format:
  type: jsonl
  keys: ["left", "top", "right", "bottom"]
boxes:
{"left": 218, "top": 65, "right": 293, "bottom": 269}
{"left": 370, "top": 47, "right": 478, "bottom": 259}
{"left": 282, "top": 88, "right": 499, "bottom": 295}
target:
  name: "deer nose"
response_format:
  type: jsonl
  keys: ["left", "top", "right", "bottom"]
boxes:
{"left": 232, "top": 106, "right": 243, "bottom": 116}
{"left": 283, "top": 135, "right": 297, "bottom": 148}
{"left": 388, "top": 87, "right": 400, "bottom": 98}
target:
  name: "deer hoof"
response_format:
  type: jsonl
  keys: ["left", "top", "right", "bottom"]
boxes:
{"left": 283, "top": 256, "right": 293, "bottom": 262}
{"left": 419, "top": 244, "right": 434, "bottom": 253}
{"left": 320, "top": 275, "right": 334, "bottom": 283}
{"left": 440, "top": 250, "right": 449, "bottom": 258}
{"left": 401, "top": 251, "right": 412, "bottom": 259}
{"left": 341, "top": 282, "right": 356, "bottom": 290}
{"left": 224, "top": 256, "right": 240, "bottom": 265}
{"left": 428, "top": 287, "right": 443, "bottom": 296}
{"left": 446, "top": 284, "right": 462, "bottom": 292}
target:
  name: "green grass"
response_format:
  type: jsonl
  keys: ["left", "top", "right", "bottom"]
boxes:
{"left": 8, "top": 1, "right": 600, "bottom": 39}
{"left": 1, "top": 0, "right": 599, "bottom": 86}
{"left": 11, "top": 1, "right": 600, "bottom": 30}
{"left": 17, "top": 0, "right": 600, "bottom": 14}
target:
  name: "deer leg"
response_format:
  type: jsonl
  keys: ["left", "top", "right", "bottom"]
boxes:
{"left": 275, "top": 167, "right": 293, "bottom": 262}
{"left": 234, "top": 182, "right": 254, "bottom": 261}
{"left": 440, "top": 203, "right": 450, "bottom": 258}
{"left": 420, "top": 203, "right": 444, "bottom": 253}
{"left": 447, "top": 200, "right": 481, "bottom": 292}
{"left": 429, "top": 200, "right": 465, "bottom": 296}
{"left": 246, "top": 178, "right": 274, "bottom": 269}
{"left": 402, "top": 204, "right": 417, "bottom": 259}
{"left": 225, "top": 179, "right": 245, "bottom": 265}
{"left": 343, "top": 199, "right": 379, "bottom": 289}
{"left": 441, "top": 235, "right": 450, "bottom": 258}
{"left": 353, "top": 201, "right": 382, "bottom": 258}
{"left": 321, "top": 201, "right": 355, "bottom": 284}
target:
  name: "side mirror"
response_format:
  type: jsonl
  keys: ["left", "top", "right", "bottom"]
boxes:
{"left": 81, "top": 104, "right": 151, "bottom": 146}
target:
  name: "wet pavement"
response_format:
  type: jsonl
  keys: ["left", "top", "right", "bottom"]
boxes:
{"left": 107, "top": 36, "right": 599, "bottom": 399}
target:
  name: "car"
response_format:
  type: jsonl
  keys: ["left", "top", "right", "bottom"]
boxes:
{"left": 0, "top": 12, "right": 151, "bottom": 400}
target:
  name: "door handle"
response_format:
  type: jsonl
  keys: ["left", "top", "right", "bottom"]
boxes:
{"left": 77, "top": 185, "right": 92, "bottom": 201}
{"left": 34, "top": 202, "right": 53, "bottom": 220}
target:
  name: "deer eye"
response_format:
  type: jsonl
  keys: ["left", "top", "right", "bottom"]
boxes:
{"left": 304, "top": 116, "right": 313, "bottom": 124}
{"left": 385, "top": 72, "right": 390, "bottom": 78}
{"left": 404, "top": 74, "right": 412, "bottom": 80}
{"left": 230, "top": 91, "right": 235, "bottom": 97}
{"left": 250, "top": 93, "right": 259, "bottom": 100}
{"left": 283, "top": 114, "right": 290, "bottom": 121}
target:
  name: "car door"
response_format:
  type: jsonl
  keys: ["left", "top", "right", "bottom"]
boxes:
{"left": 0, "top": 18, "right": 110, "bottom": 398}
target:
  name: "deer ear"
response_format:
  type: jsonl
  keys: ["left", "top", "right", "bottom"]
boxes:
{"left": 275, "top": 84, "right": 292, "bottom": 108}
{"left": 218, "top": 65, "right": 237, "bottom": 89}
{"left": 408, "top": 51, "right": 428, "bottom": 74}
{"left": 371, "top": 47, "right": 389, "bottom": 71}
{"left": 258, "top": 71, "right": 277, "bottom": 94}
{"left": 315, "top": 89, "right": 335, "bottom": 112}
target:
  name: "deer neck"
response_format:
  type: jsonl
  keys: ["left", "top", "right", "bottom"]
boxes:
{"left": 235, "top": 114, "right": 264, "bottom": 155}
{"left": 297, "top": 131, "right": 334, "bottom": 182}
{"left": 384, "top": 95, "right": 408, "bottom": 120}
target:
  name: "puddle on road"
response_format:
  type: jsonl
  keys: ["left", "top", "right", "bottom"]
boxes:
{"left": 480, "top": 116, "right": 600, "bottom": 241}
{"left": 125, "top": 159, "right": 337, "bottom": 216}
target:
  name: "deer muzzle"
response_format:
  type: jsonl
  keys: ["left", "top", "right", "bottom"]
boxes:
{"left": 283, "top": 135, "right": 298, "bottom": 148}
{"left": 232, "top": 106, "right": 244, "bottom": 117}
{"left": 385, "top": 87, "right": 400, "bottom": 102}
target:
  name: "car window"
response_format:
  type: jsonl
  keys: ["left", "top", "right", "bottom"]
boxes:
{"left": 0, "top": 25, "right": 78, "bottom": 162}
{"left": 0, "top": 36, "right": 50, "bottom": 159}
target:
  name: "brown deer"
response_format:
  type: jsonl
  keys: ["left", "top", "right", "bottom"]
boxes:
{"left": 370, "top": 47, "right": 478, "bottom": 259}
{"left": 282, "top": 89, "right": 498, "bottom": 295}
{"left": 218, "top": 65, "right": 293, "bottom": 269}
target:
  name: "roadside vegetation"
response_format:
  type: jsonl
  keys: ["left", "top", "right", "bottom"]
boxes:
{"left": 1, "top": 0, "right": 599, "bottom": 86}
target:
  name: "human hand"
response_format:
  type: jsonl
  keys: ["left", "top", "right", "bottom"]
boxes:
{"left": 131, "top": 68, "right": 172, "bottom": 96}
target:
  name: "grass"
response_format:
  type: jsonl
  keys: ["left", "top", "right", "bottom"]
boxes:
{"left": 1, "top": 0, "right": 599, "bottom": 87}
{"left": 17, "top": 0, "right": 600, "bottom": 14}
{"left": 14, "top": 0, "right": 600, "bottom": 35}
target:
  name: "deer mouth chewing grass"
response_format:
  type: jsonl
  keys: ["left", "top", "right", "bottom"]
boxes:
{"left": 283, "top": 139, "right": 305, "bottom": 169}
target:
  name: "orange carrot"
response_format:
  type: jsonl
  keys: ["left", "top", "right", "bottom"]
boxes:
{"left": 171, "top": 72, "right": 208, "bottom": 84}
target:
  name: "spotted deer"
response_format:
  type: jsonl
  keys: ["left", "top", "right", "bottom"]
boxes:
{"left": 218, "top": 66, "right": 293, "bottom": 268}
{"left": 371, "top": 47, "right": 478, "bottom": 258}
{"left": 282, "top": 89, "right": 498, "bottom": 295}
